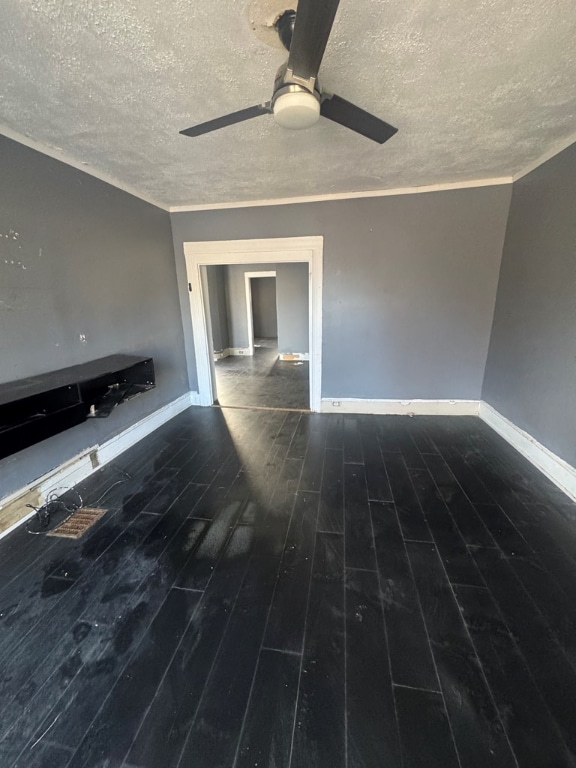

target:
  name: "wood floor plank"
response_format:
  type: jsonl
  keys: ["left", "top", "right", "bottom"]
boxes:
{"left": 344, "top": 463, "right": 377, "bottom": 571}
{"left": 176, "top": 556, "right": 280, "bottom": 768}
{"left": 406, "top": 417, "right": 439, "bottom": 456}
{"left": 394, "top": 685, "right": 460, "bottom": 768}
{"left": 299, "top": 421, "right": 327, "bottom": 493}
{"left": 423, "top": 453, "right": 497, "bottom": 547}
{"left": 344, "top": 416, "right": 364, "bottom": 465}
{"left": 13, "top": 742, "right": 73, "bottom": 768}
{"left": 409, "top": 467, "right": 485, "bottom": 587}
{"left": 123, "top": 524, "right": 256, "bottom": 768}
{"left": 406, "top": 541, "right": 516, "bottom": 768}
{"left": 235, "top": 648, "right": 300, "bottom": 768}
{"left": 65, "top": 588, "right": 202, "bottom": 768}
{"left": 325, "top": 414, "right": 344, "bottom": 451}
{"left": 359, "top": 418, "right": 393, "bottom": 502}
{"left": 318, "top": 448, "right": 344, "bottom": 533}
{"left": 370, "top": 502, "right": 439, "bottom": 692}
{"left": 287, "top": 414, "right": 311, "bottom": 461}
{"left": 383, "top": 453, "right": 433, "bottom": 543}
{"left": 456, "top": 584, "right": 576, "bottom": 768}
{"left": 472, "top": 546, "right": 576, "bottom": 757}
{"left": 346, "top": 568, "right": 401, "bottom": 768}
{"left": 290, "top": 532, "right": 345, "bottom": 768}
{"left": 264, "top": 491, "right": 319, "bottom": 653}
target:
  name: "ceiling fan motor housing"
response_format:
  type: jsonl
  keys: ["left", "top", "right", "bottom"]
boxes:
{"left": 273, "top": 85, "right": 320, "bottom": 128}
{"left": 272, "top": 58, "right": 321, "bottom": 130}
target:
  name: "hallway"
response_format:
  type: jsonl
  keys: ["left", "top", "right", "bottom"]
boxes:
{"left": 214, "top": 338, "right": 309, "bottom": 410}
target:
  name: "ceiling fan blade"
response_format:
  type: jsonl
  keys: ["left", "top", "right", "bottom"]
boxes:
{"left": 180, "top": 103, "right": 272, "bottom": 137}
{"left": 320, "top": 93, "right": 398, "bottom": 144}
{"left": 287, "top": 0, "right": 340, "bottom": 83}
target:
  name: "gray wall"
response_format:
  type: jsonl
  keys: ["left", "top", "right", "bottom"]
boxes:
{"left": 222, "top": 263, "right": 309, "bottom": 353}
{"left": 171, "top": 184, "right": 511, "bottom": 398}
{"left": 0, "top": 136, "right": 188, "bottom": 499}
{"left": 483, "top": 142, "right": 576, "bottom": 466}
{"left": 251, "top": 276, "right": 278, "bottom": 338}
{"left": 276, "top": 262, "right": 309, "bottom": 354}
{"left": 206, "top": 265, "right": 229, "bottom": 352}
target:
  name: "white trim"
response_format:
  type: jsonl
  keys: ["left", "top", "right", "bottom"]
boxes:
{"left": 479, "top": 402, "right": 576, "bottom": 503}
{"left": 0, "top": 392, "right": 196, "bottom": 540}
{"left": 513, "top": 131, "right": 576, "bottom": 182}
{"left": 184, "top": 237, "right": 323, "bottom": 412}
{"left": 170, "top": 177, "right": 512, "bottom": 212}
{"left": 0, "top": 123, "right": 168, "bottom": 211}
{"left": 244, "top": 271, "right": 277, "bottom": 355}
{"left": 279, "top": 352, "right": 309, "bottom": 361}
{"left": 320, "top": 398, "right": 480, "bottom": 416}
{"left": 188, "top": 391, "right": 201, "bottom": 405}
{"left": 213, "top": 347, "right": 252, "bottom": 360}
{"left": 96, "top": 392, "right": 195, "bottom": 465}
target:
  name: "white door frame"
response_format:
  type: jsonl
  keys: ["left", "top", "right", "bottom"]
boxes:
{"left": 184, "top": 236, "right": 323, "bottom": 412}
{"left": 245, "top": 271, "right": 277, "bottom": 355}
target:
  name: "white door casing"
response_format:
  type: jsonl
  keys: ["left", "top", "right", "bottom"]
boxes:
{"left": 244, "top": 271, "right": 277, "bottom": 355}
{"left": 184, "top": 236, "right": 323, "bottom": 412}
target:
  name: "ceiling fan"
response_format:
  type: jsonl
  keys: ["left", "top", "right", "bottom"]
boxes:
{"left": 180, "top": 0, "right": 398, "bottom": 144}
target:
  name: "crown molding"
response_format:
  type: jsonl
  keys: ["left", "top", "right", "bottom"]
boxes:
{"left": 169, "top": 176, "right": 513, "bottom": 213}
{"left": 0, "top": 123, "right": 169, "bottom": 211}
{"left": 513, "top": 130, "right": 576, "bottom": 182}
{"left": 4, "top": 116, "right": 576, "bottom": 212}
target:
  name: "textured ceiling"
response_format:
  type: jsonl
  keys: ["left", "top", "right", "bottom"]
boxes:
{"left": 1, "top": 0, "right": 575, "bottom": 208}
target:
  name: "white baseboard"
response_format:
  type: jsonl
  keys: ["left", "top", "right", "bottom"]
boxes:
{"left": 0, "top": 391, "right": 198, "bottom": 540}
{"left": 320, "top": 398, "right": 480, "bottom": 416}
{"left": 214, "top": 347, "right": 252, "bottom": 359}
{"left": 188, "top": 391, "right": 201, "bottom": 406}
{"left": 279, "top": 352, "right": 310, "bottom": 361}
{"left": 479, "top": 402, "right": 576, "bottom": 503}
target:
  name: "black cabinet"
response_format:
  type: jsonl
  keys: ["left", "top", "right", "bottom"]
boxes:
{"left": 0, "top": 355, "right": 155, "bottom": 461}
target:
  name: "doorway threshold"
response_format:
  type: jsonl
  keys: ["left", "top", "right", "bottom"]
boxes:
{"left": 212, "top": 403, "right": 310, "bottom": 414}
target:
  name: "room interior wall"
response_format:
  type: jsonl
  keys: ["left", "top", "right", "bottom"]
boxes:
{"left": 171, "top": 184, "right": 512, "bottom": 399}
{"left": 275, "top": 262, "right": 309, "bottom": 355}
{"left": 0, "top": 136, "right": 188, "bottom": 501}
{"left": 223, "top": 262, "right": 309, "bottom": 353}
{"left": 205, "top": 265, "right": 230, "bottom": 352}
{"left": 482, "top": 142, "right": 576, "bottom": 467}
{"left": 251, "top": 276, "right": 278, "bottom": 339}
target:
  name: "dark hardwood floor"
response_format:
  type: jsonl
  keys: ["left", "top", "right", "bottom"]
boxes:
{"left": 214, "top": 338, "right": 309, "bottom": 410}
{"left": 1, "top": 407, "right": 576, "bottom": 768}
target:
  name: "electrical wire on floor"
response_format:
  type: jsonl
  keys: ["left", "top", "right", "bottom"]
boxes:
{"left": 92, "top": 465, "right": 131, "bottom": 507}
{"left": 25, "top": 464, "right": 132, "bottom": 535}
{"left": 26, "top": 488, "right": 82, "bottom": 535}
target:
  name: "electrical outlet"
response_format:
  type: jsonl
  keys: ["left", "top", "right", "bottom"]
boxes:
{"left": 79, "top": 333, "right": 87, "bottom": 343}
{"left": 332, "top": 401, "right": 341, "bottom": 407}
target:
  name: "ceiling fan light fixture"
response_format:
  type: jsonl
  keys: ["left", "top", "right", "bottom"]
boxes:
{"left": 273, "top": 89, "right": 320, "bottom": 129}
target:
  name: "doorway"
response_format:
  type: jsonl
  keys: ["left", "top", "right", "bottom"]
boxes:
{"left": 246, "top": 272, "right": 278, "bottom": 353}
{"left": 184, "top": 237, "right": 323, "bottom": 412}
{"left": 207, "top": 267, "right": 309, "bottom": 409}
